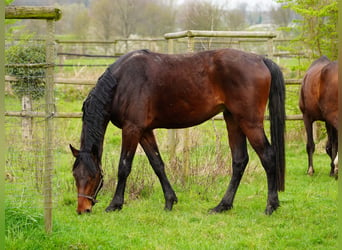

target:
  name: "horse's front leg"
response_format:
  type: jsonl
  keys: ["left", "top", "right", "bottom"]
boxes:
{"left": 140, "top": 130, "right": 177, "bottom": 210}
{"left": 106, "top": 125, "right": 140, "bottom": 212}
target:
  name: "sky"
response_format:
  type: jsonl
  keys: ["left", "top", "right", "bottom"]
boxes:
{"left": 177, "top": 0, "right": 280, "bottom": 11}
{"left": 226, "top": 0, "right": 280, "bottom": 10}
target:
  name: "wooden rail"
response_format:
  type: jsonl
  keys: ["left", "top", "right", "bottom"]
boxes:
{"left": 164, "top": 30, "right": 277, "bottom": 39}
{"left": 5, "top": 75, "right": 303, "bottom": 120}
{"left": 5, "top": 75, "right": 302, "bottom": 86}
{"left": 5, "top": 6, "right": 62, "bottom": 20}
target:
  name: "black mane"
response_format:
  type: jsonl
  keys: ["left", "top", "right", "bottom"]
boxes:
{"left": 80, "top": 67, "right": 117, "bottom": 155}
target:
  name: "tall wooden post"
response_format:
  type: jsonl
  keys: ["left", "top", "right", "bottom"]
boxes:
{"left": 5, "top": 6, "right": 61, "bottom": 234}
{"left": 44, "top": 19, "right": 55, "bottom": 234}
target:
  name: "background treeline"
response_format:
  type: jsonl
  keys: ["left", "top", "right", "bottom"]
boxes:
{"left": 7, "top": 0, "right": 338, "bottom": 60}
{"left": 10, "top": 0, "right": 296, "bottom": 39}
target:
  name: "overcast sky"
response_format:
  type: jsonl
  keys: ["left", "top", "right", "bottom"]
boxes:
{"left": 227, "top": 0, "right": 280, "bottom": 10}
{"left": 177, "top": 0, "right": 280, "bottom": 11}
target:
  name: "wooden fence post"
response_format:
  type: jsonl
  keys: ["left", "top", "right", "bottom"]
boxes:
{"left": 6, "top": 5, "right": 61, "bottom": 234}
{"left": 44, "top": 19, "right": 55, "bottom": 234}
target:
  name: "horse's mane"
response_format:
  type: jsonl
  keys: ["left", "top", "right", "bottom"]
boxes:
{"left": 80, "top": 67, "right": 117, "bottom": 159}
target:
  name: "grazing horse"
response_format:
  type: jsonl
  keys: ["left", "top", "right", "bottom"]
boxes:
{"left": 70, "top": 48, "right": 286, "bottom": 215}
{"left": 299, "top": 56, "right": 338, "bottom": 177}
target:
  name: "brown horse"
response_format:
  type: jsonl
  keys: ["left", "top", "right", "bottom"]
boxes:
{"left": 299, "top": 56, "right": 338, "bottom": 177}
{"left": 70, "top": 48, "right": 286, "bottom": 215}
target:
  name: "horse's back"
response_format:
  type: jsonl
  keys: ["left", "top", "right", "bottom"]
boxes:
{"left": 110, "top": 48, "right": 272, "bottom": 129}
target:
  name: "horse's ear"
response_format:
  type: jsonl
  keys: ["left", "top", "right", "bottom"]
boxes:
{"left": 70, "top": 144, "right": 79, "bottom": 158}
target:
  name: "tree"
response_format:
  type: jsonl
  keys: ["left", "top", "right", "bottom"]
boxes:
{"left": 55, "top": 3, "right": 90, "bottom": 39}
{"left": 222, "top": 6, "right": 247, "bottom": 31}
{"left": 179, "top": 0, "right": 225, "bottom": 30}
{"left": 89, "top": 0, "right": 145, "bottom": 39}
{"left": 277, "top": 0, "right": 338, "bottom": 60}
{"left": 89, "top": 0, "right": 118, "bottom": 40}
{"left": 270, "top": 4, "right": 296, "bottom": 27}
{"left": 89, "top": 0, "right": 176, "bottom": 39}
{"left": 136, "top": 0, "right": 176, "bottom": 36}
{"left": 6, "top": 43, "right": 46, "bottom": 100}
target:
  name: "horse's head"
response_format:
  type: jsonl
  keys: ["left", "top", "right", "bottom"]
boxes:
{"left": 70, "top": 144, "right": 103, "bottom": 214}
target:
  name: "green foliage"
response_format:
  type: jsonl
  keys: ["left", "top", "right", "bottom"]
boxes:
{"left": 5, "top": 204, "right": 43, "bottom": 237}
{"left": 5, "top": 42, "right": 46, "bottom": 100}
{"left": 277, "top": 0, "right": 338, "bottom": 60}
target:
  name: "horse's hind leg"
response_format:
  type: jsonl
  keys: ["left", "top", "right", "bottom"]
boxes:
{"left": 210, "top": 112, "right": 249, "bottom": 213}
{"left": 241, "top": 123, "right": 279, "bottom": 215}
{"left": 106, "top": 125, "right": 140, "bottom": 212}
{"left": 325, "top": 123, "right": 338, "bottom": 176}
{"left": 303, "top": 115, "right": 315, "bottom": 175}
{"left": 140, "top": 130, "right": 177, "bottom": 210}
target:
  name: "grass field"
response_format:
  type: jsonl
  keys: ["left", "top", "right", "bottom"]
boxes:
{"left": 5, "top": 141, "right": 338, "bottom": 249}
{"left": 5, "top": 57, "right": 338, "bottom": 249}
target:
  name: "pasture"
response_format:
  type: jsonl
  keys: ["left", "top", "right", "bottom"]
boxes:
{"left": 5, "top": 138, "right": 338, "bottom": 249}
{"left": 5, "top": 56, "right": 337, "bottom": 249}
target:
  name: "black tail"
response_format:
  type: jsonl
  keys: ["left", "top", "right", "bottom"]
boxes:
{"left": 263, "top": 58, "right": 286, "bottom": 191}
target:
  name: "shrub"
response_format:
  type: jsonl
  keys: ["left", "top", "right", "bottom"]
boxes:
{"left": 5, "top": 43, "right": 46, "bottom": 100}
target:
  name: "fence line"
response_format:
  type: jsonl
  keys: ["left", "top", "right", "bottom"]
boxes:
{"left": 5, "top": 75, "right": 303, "bottom": 121}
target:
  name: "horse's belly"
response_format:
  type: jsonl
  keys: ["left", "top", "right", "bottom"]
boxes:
{"left": 153, "top": 104, "right": 224, "bottom": 129}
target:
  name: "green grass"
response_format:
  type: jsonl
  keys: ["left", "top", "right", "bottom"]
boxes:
{"left": 5, "top": 124, "right": 338, "bottom": 249}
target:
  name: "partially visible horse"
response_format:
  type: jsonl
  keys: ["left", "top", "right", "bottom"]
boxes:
{"left": 299, "top": 56, "right": 338, "bottom": 177}
{"left": 70, "top": 48, "right": 286, "bottom": 215}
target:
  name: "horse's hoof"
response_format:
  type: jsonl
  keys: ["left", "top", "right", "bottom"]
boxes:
{"left": 265, "top": 203, "right": 279, "bottom": 215}
{"left": 164, "top": 197, "right": 178, "bottom": 211}
{"left": 307, "top": 167, "right": 314, "bottom": 176}
{"left": 105, "top": 204, "right": 122, "bottom": 212}
{"left": 209, "top": 203, "right": 232, "bottom": 214}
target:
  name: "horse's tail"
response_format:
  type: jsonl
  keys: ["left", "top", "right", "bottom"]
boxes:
{"left": 263, "top": 58, "right": 286, "bottom": 191}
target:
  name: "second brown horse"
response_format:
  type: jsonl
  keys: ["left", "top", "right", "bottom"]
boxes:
{"left": 300, "top": 56, "right": 338, "bottom": 177}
